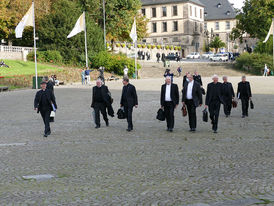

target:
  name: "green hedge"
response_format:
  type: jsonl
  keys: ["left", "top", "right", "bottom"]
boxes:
{"left": 235, "top": 53, "right": 273, "bottom": 75}
{"left": 90, "top": 51, "right": 140, "bottom": 77}
{"left": 27, "top": 50, "right": 63, "bottom": 64}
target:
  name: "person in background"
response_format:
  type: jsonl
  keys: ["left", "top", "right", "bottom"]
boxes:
{"left": 43, "top": 76, "right": 54, "bottom": 94}
{"left": 85, "top": 68, "right": 91, "bottom": 84}
{"left": 263, "top": 64, "right": 268, "bottom": 76}
{"left": 91, "top": 79, "right": 112, "bottom": 128}
{"left": 177, "top": 66, "right": 182, "bottom": 77}
{"left": 221, "top": 76, "right": 235, "bottom": 117}
{"left": 123, "top": 65, "right": 129, "bottom": 78}
{"left": 120, "top": 77, "right": 138, "bottom": 132}
{"left": 81, "top": 68, "right": 86, "bottom": 85}
{"left": 183, "top": 72, "right": 190, "bottom": 87}
{"left": 164, "top": 69, "right": 174, "bottom": 83}
{"left": 34, "top": 81, "right": 57, "bottom": 137}
{"left": 182, "top": 74, "right": 202, "bottom": 132}
{"left": 193, "top": 71, "right": 203, "bottom": 86}
{"left": 160, "top": 76, "right": 179, "bottom": 132}
{"left": 237, "top": 76, "right": 252, "bottom": 118}
{"left": 156, "top": 53, "right": 161, "bottom": 63}
{"left": 205, "top": 75, "right": 224, "bottom": 133}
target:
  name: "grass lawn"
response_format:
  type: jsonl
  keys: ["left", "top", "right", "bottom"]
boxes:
{"left": 0, "top": 60, "right": 62, "bottom": 77}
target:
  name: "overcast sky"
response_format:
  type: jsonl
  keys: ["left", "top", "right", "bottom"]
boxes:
{"left": 229, "top": 0, "right": 244, "bottom": 9}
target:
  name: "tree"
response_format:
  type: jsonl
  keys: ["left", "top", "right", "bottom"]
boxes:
{"left": 230, "top": 0, "right": 274, "bottom": 42}
{"left": 38, "top": 0, "right": 104, "bottom": 64}
{"left": 209, "top": 37, "right": 226, "bottom": 53}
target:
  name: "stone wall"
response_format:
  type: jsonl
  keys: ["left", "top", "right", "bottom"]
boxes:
{"left": 0, "top": 46, "right": 33, "bottom": 61}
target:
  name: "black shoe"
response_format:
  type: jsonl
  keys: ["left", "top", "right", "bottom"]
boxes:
{"left": 43, "top": 134, "right": 48, "bottom": 137}
{"left": 242, "top": 115, "right": 245, "bottom": 118}
{"left": 127, "top": 128, "right": 132, "bottom": 132}
{"left": 169, "top": 128, "right": 173, "bottom": 132}
{"left": 167, "top": 128, "right": 170, "bottom": 131}
{"left": 106, "top": 121, "right": 109, "bottom": 127}
{"left": 225, "top": 115, "right": 229, "bottom": 118}
{"left": 47, "top": 131, "right": 51, "bottom": 136}
{"left": 192, "top": 128, "right": 196, "bottom": 132}
{"left": 213, "top": 130, "right": 217, "bottom": 133}
{"left": 95, "top": 125, "right": 100, "bottom": 129}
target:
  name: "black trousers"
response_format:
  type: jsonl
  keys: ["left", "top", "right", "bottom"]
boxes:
{"left": 94, "top": 102, "right": 108, "bottom": 126}
{"left": 124, "top": 105, "right": 133, "bottom": 129}
{"left": 241, "top": 97, "right": 249, "bottom": 116}
{"left": 209, "top": 101, "right": 221, "bottom": 131}
{"left": 223, "top": 98, "right": 232, "bottom": 115}
{"left": 185, "top": 99, "right": 197, "bottom": 129}
{"left": 164, "top": 101, "right": 175, "bottom": 129}
{"left": 40, "top": 108, "right": 51, "bottom": 134}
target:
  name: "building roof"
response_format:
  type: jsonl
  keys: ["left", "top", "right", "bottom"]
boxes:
{"left": 141, "top": 0, "right": 205, "bottom": 7}
{"left": 199, "top": 0, "right": 236, "bottom": 20}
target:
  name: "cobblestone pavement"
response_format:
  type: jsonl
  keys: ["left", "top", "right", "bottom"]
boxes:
{"left": 0, "top": 78, "right": 273, "bottom": 205}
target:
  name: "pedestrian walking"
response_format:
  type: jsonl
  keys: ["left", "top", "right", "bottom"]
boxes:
{"left": 34, "top": 81, "right": 57, "bottom": 137}
{"left": 120, "top": 77, "right": 138, "bottom": 132}
{"left": 205, "top": 75, "right": 224, "bottom": 133}
{"left": 85, "top": 68, "right": 91, "bottom": 84}
{"left": 263, "top": 64, "right": 268, "bottom": 76}
{"left": 221, "top": 76, "right": 235, "bottom": 117}
{"left": 182, "top": 74, "right": 202, "bottom": 132}
{"left": 160, "top": 76, "right": 179, "bottom": 132}
{"left": 156, "top": 53, "right": 160, "bottom": 63}
{"left": 183, "top": 72, "right": 190, "bottom": 87}
{"left": 237, "top": 76, "right": 252, "bottom": 118}
{"left": 43, "top": 76, "right": 54, "bottom": 94}
{"left": 123, "top": 65, "right": 129, "bottom": 78}
{"left": 81, "top": 68, "right": 86, "bottom": 85}
{"left": 91, "top": 79, "right": 113, "bottom": 128}
{"left": 193, "top": 71, "right": 203, "bottom": 86}
{"left": 164, "top": 69, "right": 174, "bottom": 83}
{"left": 177, "top": 66, "right": 182, "bottom": 77}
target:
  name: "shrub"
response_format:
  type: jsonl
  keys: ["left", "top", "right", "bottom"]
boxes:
{"left": 142, "top": 44, "right": 146, "bottom": 48}
{"left": 127, "top": 44, "right": 132, "bottom": 48}
{"left": 121, "top": 43, "right": 126, "bottom": 48}
{"left": 147, "top": 45, "right": 151, "bottom": 49}
{"left": 90, "top": 51, "right": 140, "bottom": 77}
{"left": 137, "top": 44, "right": 142, "bottom": 48}
{"left": 165, "top": 45, "right": 170, "bottom": 50}
{"left": 156, "top": 45, "right": 161, "bottom": 49}
{"left": 152, "top": 45, "right": 156, "bottom": 49}
{"left": 170, "top": 46, "right": 174, "bottom": 50}
{"left": 177, "top": 46, "right": 181, "bottom": 51}
{"left": 116, "top": 43, "right": 121, "bottom": 47}
{"left": 27, "top": 50, "right": 63, "bottom": 64}
{"left": 174, "top": 46, "right": 177, "bottom": 50}
{"left": 235, "top": 53, "right": 273, "bottom": 75}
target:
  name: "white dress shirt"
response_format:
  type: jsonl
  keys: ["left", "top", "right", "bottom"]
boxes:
{"left": 186, "top": 81, "right": 194, "bottom": 100}
{"left": 165, "top": 84, "right": 172, "bottom": 101}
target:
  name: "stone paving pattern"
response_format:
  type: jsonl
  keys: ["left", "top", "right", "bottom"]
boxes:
{"left": 0, "top": 77, "right": 273, "bottom": 205}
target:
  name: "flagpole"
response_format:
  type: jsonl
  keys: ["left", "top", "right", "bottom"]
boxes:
{"left": 272, "top": 18, "right": 274, "bottom": 69}
{"left": 135, "top": 40, "right": 137, "bottom": 79}
{"left": 103, "top": 0, "right": 106, "bottom": 49}
{"left": 32, "top": 0, "right": 38, "bottom": 89}
{"left": 84, "top": 12, "right": 88, "bottom": 68}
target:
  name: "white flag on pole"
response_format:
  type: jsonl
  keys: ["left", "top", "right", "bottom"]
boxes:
{"left": 130, "top": 18, "right": 137, "bottom": 43}
{"left": 263, "top": 20, "right": 273, "bottom": 43}
{"left": 15, "top": 4, "right": 34, "bottom": 38}
{"left": 67, "top": 12, "right": 85, "bottom": 38}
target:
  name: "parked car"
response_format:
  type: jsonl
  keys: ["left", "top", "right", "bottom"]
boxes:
{"left": 202, "top": 52, "right": 214, "bottom": 59}
{"left": 186, "top": 52, "right": 200, "bottom": 59}
{"left": 210, "top": 53, "right": 229, "bottom": 62}
{"left": 166, "top": 53, "right": 180, "bottom": 61}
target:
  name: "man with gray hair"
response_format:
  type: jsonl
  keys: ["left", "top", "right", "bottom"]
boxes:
{"left": 91, "top": 79, "right": 112, "bottom": 128}
{"left": 160, "top": 76, "right": 179, "bottom": 132}
{"left": 205, "top": 74, "right": 224, "bottom": 133}
{"left": 237, "top": 76, "right": 252, "bottom": 118}
{"left": 221, "top": 76, "right": 235, "bottom": 117}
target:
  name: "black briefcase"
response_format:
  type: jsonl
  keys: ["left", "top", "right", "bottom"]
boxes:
{"left": 202, "top": 108, "right": 208, "bottom": 122}
{"left": 117, "top": 108, "right": 126, "bottom": 119}
{"left": 201, "top": 87, "right": 206, "bottom": 95}
{"left": 156, "top": 108, "right": 165, "bottom": 121}
{"left": 250, "top": 100, "right": 254, "bottom": 109}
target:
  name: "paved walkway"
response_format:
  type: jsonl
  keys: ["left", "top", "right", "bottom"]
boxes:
{"left": 0, "top": 77, "right": 273, "bottom": 205}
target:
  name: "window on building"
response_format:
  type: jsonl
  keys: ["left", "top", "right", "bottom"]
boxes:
{"left": 226, "top": 11, "right": 231, "bottom": 16}
{"left": 163, "top": 38, "right": 168, "bottom": 43}
{"left": 204, "top": 22, "right": 207, "bottom": 31}
{"left": 216, "top": 34, "right": 219, "bottom": 37}
{"left": 152, "top": 8, "right": 156, "bottom": 18}
{"left": 142, "top": 39, "right": 146, "bottom": 43}
{"left": 152, "top": 22, "right": 157, "bottom": 33}
{"left": 173, "top": 37, "right": 179, "bottom": 42}
{"left": 153, "top": 38, "right": 157, "bottom": 44}
{"left": 162, "top": 7, "right": 167, "bottom": 17}
{"left": 204, "top": 12, "right": 208, "bottom": 17}
{"left": 173, "top": 21, "right": 178, "bottom": 31}
{"left": 226, "top": 21, "right": 231, "bottom": 30}
{"left": 173, "top": 5, "right": 178, "bottom": 16}
{"left": 190, "top": 5, "right": 192, "bottom": 16}
{"left": 215, "top": 22, "right": 219, "bottom": 30}
{"left": 195, "top": 7, "right": 197, "bottom": 17}
{"left": 141, "top": 8, "right": 146, "bottom": 16}
{"left": 200, "top": 9, "right": 202, "bottom": 18}
{"left": 195, "top": 22, "right": 198, "bottom": 32}
{"left": 200, "top": 23, "right": 203, "bottom": 33}
{"left": 162, "top": 22, "right": 167, "bottom": 32}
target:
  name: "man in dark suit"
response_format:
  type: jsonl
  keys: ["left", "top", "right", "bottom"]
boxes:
{"left": 43, "top": 76, "right": 54, "bottom": 94}
{"left": 34, "top": 81, "right": 57, "bottom": 137}
{"left": 205, "top": 75, "right": 224, "bottom": 133}
{"left": 183, "top": 72, "right": 190, "bottom": 87}
{"left": 91, "top": 79, "right": 113, "bottom": 128}
{"left": 161, "top": 76, "right": 179, "bottom": 132}
{"left": 193, "top": 71, "right": 203, "bottom": 86}
{"left": 182, "top": 74, "right": 202, "bottom": 132}
{"left": 222, "top": 76, "right": 235, "bottom": 117}
{"left": 120, "top": 77, "right": 138, "bottom": 131}
{"left": 237, "top": 76, "right": 252, "bottom": 118}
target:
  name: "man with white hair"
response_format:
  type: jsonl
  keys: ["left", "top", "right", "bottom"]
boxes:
{"left": 221, "top": 76, "right": 235, "bottom": 117}
{"left": 91, "top": 79, "right": 112, "bottom": 128}
{"left": 237, "top": 76, "right": 252, "bottom": 118}
{"left": 205, "top": 75, "right": 224, "bottom": 133}
{"left": 160, "top": 76, "right": 179, "bottom": 132}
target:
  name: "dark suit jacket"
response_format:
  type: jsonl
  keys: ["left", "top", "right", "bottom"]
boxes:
{"left": 34, "top": 89, "right": 57, "bottom": 113}
{"left": 46, "top": 81, "right": 54, "bottom": 93}
{"left": 182, "top": 81, "right": 202, "bottom": 107}
{"left": 161, "top": 83, "right": 179, "bottom": 107}
{"left": 222, "top": 82, "right": 235, "bottom": 101}
{"left": 205, "top": 82, "right": 224, "bottom": 105}
{"left": 120, "top": 83, "right": 138, "bottom": 107}
{"left": 237, "top": 81, "right": 252, "bottom": 99}
{"left": 183, "top": 75, "right": 187, "bottom": 87}
{"left": 193, "top": 75, "right": 203, "bottom": 86}
{"left": 91, "top": 85, "right": 111, "bottom": 107}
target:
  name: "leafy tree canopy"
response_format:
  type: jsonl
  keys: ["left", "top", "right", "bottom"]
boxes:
{"left": 209, "top": 36, "right": 226, "bottom": 53}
